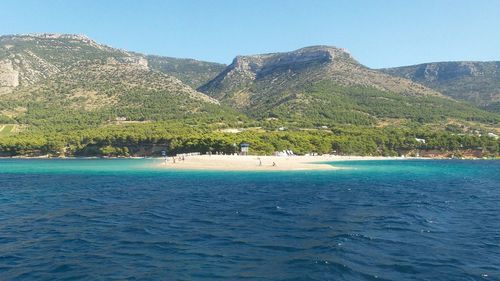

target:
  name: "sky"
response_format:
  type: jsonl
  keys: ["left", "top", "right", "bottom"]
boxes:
{"left": 1, "top": 0, "right": 499, "bottom": 68}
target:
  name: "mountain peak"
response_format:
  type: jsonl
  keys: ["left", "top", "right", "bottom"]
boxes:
{"left": 291, "top": 45, "right": 351, "bottom": 55}
{"left": 219, "top": 45, "right": 357, "bottom": 84}
{"left": 1, "top": 33, "right": 94, "bottom": 42}
{"left": 381, "top": 61, "right": 500, "bottom": 110}
{"left": 26, "top": 33, "right": 90, "bottom": 40}
{"left": 230, "top": 45, "right": 354, "bottom": 68}
{"left": 199, "top": 45, "right": 443, "bottom": 112}
{"left": 0, "top": 33, "right": 145, "bottom": 92}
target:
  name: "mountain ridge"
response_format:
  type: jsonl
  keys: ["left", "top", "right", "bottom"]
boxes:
{"left": 380, "top": 61, "right": 500, "bottom": 112}
{"left": 0, "top": 33, "right": 224, "bottom": 94}
{"left": 0, "top": 33, "right": 241, "bottom": 128}
{"left": 0, "top": 34, "right": 498, "bottom": 157}
{"left": 199, "top": 45, "right": 443, "bottom": 101}
{"left": 197, "top": 46, "right": 496, "bottom": 127}
{"left": 1, "top": 34, "right": 499, "bottom": 127}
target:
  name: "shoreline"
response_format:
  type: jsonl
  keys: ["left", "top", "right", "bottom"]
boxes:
{"left": 157, "top": 155, "right": 419, "bottom": 171}
{"left": 1, "top": 154, "right": 497, "bottom": 172}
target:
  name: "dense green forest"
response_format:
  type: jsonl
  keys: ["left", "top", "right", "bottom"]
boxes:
{"left": 247, "top": 83, "right": 500, "bottom": 125}
{"left": 0, "top": 120, "right": 498, "bottom": 157}
{"left": 1, "top": 81, "right": 499, "bottom": 158}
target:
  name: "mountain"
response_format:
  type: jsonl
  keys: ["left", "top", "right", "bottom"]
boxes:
{"left": 0, "top": 34, "right": 141, "bottom": 94}
{"left": 2, "top": 36, "right": 498, "bottom": 129}
{"left": 0, "top": 35, "right": 498, "bottom": 157}
{"left": 147, "top": 55, "right": 226, "bottom": 88}
{"left": 199, "top": 46, "right": 499, "bottom": 125}
{"left": 0, "top": 34, "right": 239, "bottom": 127}
{"left": 380, "top": 61, "right": 500, "bottom": 113}
{"left": 0, "top": 33, "right": 226, "bottom": 93}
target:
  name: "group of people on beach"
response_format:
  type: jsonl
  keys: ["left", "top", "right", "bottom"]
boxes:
{"left": 257, "top": 157, "right": 277, "bottom": 167}
{"left": 166, "top": 154, "right": 277, "bottom": 168}
{"left": 165, "top": 155, "right": 185, "bottom": 164}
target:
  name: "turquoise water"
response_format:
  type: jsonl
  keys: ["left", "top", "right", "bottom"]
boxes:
{"left": 0, "top": 159, "right": 499, "bottom": 280}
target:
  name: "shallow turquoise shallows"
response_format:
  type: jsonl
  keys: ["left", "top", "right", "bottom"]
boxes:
{"left": 0, "top": 159, "right": 499, "bottom": 280}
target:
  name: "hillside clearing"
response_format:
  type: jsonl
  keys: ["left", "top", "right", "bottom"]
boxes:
{"left": 0, "top": 124, "right": 15, "bottom": 136}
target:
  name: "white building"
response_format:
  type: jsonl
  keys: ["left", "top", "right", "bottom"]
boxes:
{"left": 415, "top": 138, "right": 426, "bottom": 144}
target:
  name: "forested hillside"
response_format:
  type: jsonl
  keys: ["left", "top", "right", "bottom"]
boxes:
{"left": 0, "top": 35, "right": 498, "bottom": 157}
{"left": 199, "top": 46, "right": 499, "bottom": 126}
{"left": 147, "top": 55, "right": 226, "bottom": 88}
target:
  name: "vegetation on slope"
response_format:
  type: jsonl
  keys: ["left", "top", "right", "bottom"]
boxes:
{"left": 199, "top": 46, "right": 500, "bottom": 127}
{"left": 147, "top": 55, "right": 226, "bottom": 88}
{"left": 381, "top": 61, "right": 500, "bottom": 113}
{"left": 251, "top": 82, "right": 500, "bottom": 126}
{"left": 0, "top": 36, "right": 498, "bottom": 158}
{"left": 1, "top": 61, "right": 243, "bottom": 131}
{"left": 0, "top": 121, "right": 498, "bottom": 157}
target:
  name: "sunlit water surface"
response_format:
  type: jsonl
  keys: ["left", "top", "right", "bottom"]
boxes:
{"left": 0, "top": 159, "right": 498, "bottom": 280}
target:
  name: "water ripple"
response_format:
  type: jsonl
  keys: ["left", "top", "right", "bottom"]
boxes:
{"left": 0, "top": 159, "right": 498, "bottom": 280}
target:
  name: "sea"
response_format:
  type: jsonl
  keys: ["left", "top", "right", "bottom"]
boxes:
{"left": 0, "top": 159, "right": 498, "bottom": 280}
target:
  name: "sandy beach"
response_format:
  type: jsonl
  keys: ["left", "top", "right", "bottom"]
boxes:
{"left": 160, "top": 154, "right": 408, "bottom": 171}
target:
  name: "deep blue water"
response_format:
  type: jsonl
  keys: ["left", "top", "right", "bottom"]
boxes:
{"left": 0, "top": 159, "right": 499, "bottom": 280}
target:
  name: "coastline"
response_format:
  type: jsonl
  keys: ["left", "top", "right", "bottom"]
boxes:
{"left": 1, "top": 154, "right": 496, "bottom": 172}
{"left": 157, "top": 155, "right": 416, "bottom": 171}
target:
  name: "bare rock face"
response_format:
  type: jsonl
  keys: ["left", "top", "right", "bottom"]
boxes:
{"left": 122, "top": 56, "right": 149, "bottom": 70}
{"left": 386, "top": 61, "right": 499, "bottom": 83}
{"left": 199, "top": 46, "right": 356, "bottom": 99}
{"left": 106, "top": 56, "right": 149, "bottom": 70}
{"left": 15, "top": 51, "right": 60, "bottom": 85}
{"left": 228, "top": 46, "right": 352, "bottom": 78}
{"left": 381, "top": 61, "right": 500, "bottom": 110}
{"left": 19, "top": 33, "right": 112, "bottom": 51}
{"left": 0, "top": 59, "right": 19, "bottom": 94}
{"left": 259, "top": 47, "right": 335, "bottom": 75}
{"left": 0, "top": 33, "right": 153, "bottom": 94}
{"left": 25, "top": 33, "right": 90, "bottom": 40}
{"left": 198, "top": 45, "right": 443, "bottom": 112}
{"left": 415, "top": 62, "right": 484, "bottom": 82}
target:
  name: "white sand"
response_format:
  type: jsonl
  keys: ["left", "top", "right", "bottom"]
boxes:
{"left": 159, "top": 155, "right": 407, "bottom": 171}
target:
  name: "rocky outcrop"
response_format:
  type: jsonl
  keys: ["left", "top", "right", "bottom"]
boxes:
{"left": 106, "top": 56, "right": 149, "bottom": 70}
{"left": 0, "top": 59, "right": 19, "bottom": 94}
{"left": 381, "top": 61, "right": 500, "bottom": 111}
{"left": 408, "top": 62, "right": 492, "bottom": 82}
{"left": 222, "top": 46, "right": 352, "bottom": 79}
{"left": 198, "top": 45, "right": 441, "bottom": 108}
{"left": 0, "top": 33, "right": 222, "bottom": 122}
{"left": 0, "top": 33, "right": 154, "bottom": 94}
{"left": 199, "top": 46, "right": 358, "bottom": 99}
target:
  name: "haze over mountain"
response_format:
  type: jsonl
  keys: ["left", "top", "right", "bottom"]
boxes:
{"left": 381, "top": 62, "right": 500, "bottom": 113}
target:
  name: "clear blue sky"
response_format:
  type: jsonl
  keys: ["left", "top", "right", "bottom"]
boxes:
{"left": 1, "top": 0, "right": 499, "bottom": 68}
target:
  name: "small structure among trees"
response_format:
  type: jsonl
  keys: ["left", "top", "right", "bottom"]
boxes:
{"left": 240, "top": 143, "right": 250, "bottom": 155}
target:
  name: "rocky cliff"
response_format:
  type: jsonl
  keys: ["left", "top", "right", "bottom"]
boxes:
{"left": 0, "top": 33, "right": 149, "bottom": 94}
{"left": 381, "top": 61, "right": 500, "bottom": 112}
{"left": 199, "top": 46, "right": 442, "bottom": 108}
